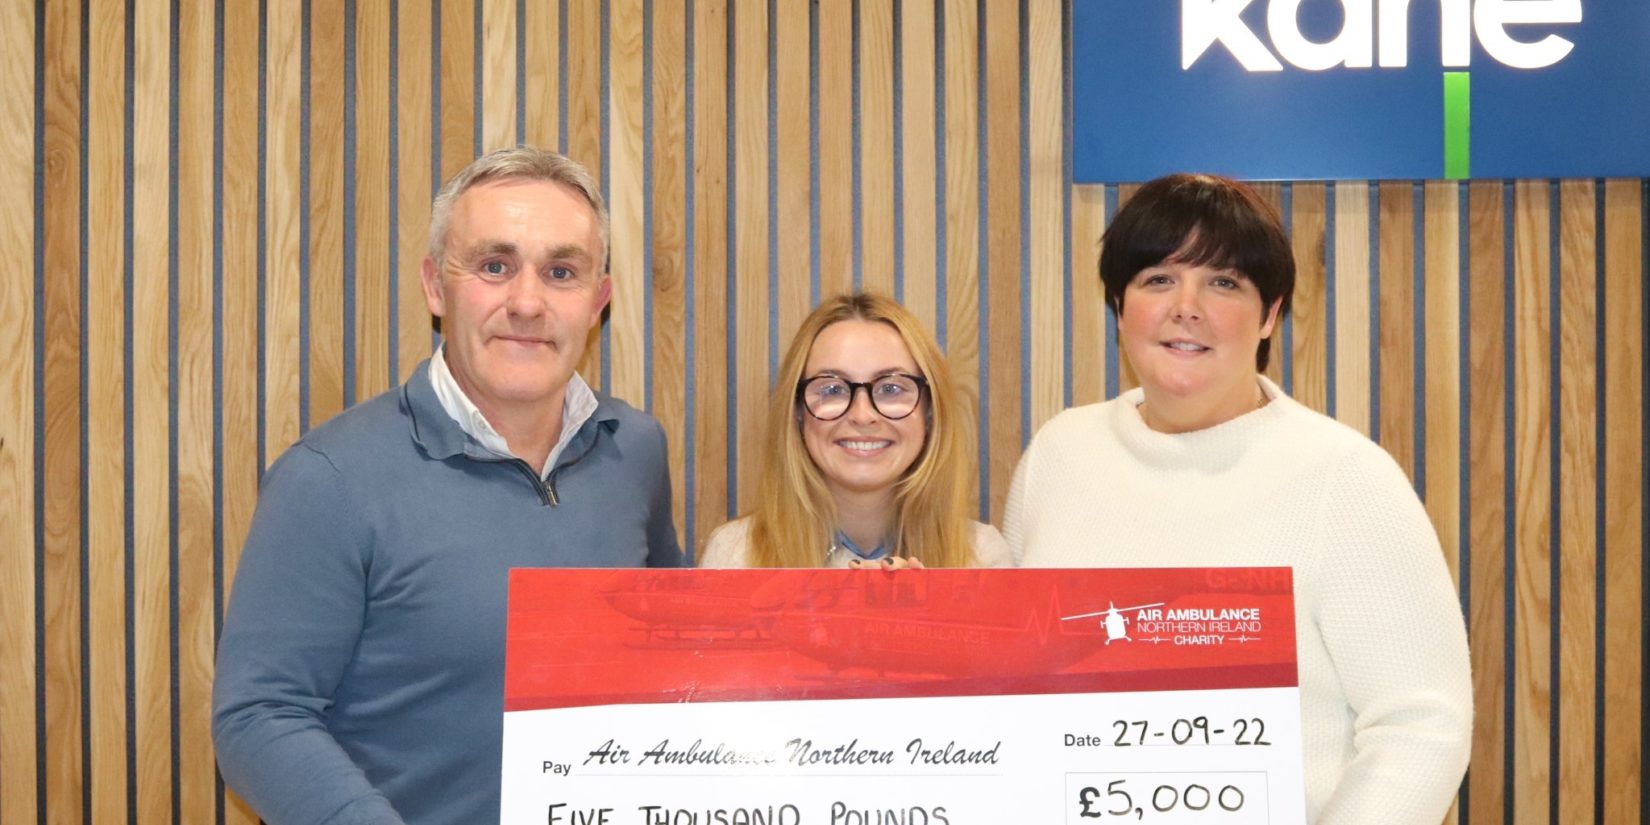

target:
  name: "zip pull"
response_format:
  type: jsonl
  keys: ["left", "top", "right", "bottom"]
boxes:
{"left": 546, "top": 477, "right": 560, "bottom": 506}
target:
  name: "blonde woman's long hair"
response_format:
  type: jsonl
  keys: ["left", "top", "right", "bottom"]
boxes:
{"left": 743, "top": 292, "right": 975, "bottom": 568}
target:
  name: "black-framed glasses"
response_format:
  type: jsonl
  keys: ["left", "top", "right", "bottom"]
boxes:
{"left": 796, "top": 373, "right": 928, "bottom": 421}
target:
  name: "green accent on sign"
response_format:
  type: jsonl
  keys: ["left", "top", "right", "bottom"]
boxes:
{"left": 1444, "top": 73, "right": 1470, "bottom": 180}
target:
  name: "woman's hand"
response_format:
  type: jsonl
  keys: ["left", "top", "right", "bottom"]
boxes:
{"left": 848, "top": 556, "right": 925, "bottom": 570}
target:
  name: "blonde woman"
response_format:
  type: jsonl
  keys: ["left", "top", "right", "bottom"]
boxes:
{"left": 700, "top": 292, "right": 1009, "bottom": 569}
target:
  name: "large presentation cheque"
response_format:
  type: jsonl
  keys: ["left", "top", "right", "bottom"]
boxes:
{"left": 503, "top": 567, "right": 1306, "bottom": 824}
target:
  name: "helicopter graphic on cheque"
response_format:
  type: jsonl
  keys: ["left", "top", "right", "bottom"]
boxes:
{"left": 1061, "top": 601, "right": 1166, "bottom": 645}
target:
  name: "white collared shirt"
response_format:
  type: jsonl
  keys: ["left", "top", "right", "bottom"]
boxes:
{"left": 428, "top": 345, "right": 599, "bottom": 481}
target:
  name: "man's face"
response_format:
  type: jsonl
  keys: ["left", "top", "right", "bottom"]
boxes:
{"left": 421, "top": 179, "right": 610, "bottom": 423}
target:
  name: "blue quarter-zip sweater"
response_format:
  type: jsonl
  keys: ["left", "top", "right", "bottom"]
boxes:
{"left": 213, "top": 360, "right": 685, "bottom": 824}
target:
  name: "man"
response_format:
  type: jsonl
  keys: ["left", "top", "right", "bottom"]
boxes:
{"left": 213, "top": 146, "right": 684, "bottom": 825}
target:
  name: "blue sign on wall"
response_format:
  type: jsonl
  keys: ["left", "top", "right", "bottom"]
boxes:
{"left": 1073, "top": 0, "right": 1650, "bottom": 182}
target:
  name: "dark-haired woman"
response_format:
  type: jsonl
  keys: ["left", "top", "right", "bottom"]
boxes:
{"left": 1005, "top": 174, "right": 1471, "bottom": 822}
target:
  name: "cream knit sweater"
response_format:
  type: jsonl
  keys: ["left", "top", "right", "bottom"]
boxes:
{"left": 1004, "top": 378, "right": 1471, "bottom": 824}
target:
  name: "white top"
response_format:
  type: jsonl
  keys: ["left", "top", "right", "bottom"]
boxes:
{"left": 428, "top": 344, "right": 597, "bottom": 478}
{"left": 1004, "top": 378, "right": 1472, "bottom": 824}
{"left": 699, "top": 516, "right": 1014, "bottom": 569}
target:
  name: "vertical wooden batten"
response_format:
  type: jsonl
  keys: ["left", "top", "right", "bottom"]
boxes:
{"left": 393, "top": 0, "right": 433, "bottom": 384}
{"left": 40, "top": 0, "right": 85, "bottom": 820}
{"left": 219, "top": 0, "right": 262, "bottom": 817}
{"left": 1511, "top": 179, "right": 1554, "bottom": 825}
{"left": 266, "top": 0, "right": 303, "bottom": 462}
{"left": 1114, "top": 183, "right": 1139, "bottom": 395}
{"left": 773, "top": 0, "right": 810, "bottom": 350}
{"left": 859, "top": 0, "right": 895, "bottom": 298}
{"left": 479, "top": 0, "right": 516, "bottom": 152}
{"left": 308, "top": 0, "right": 346, "bottom": 429}
{"left": 731, "top": 0, "right": 768, "bottom": 516}
{"left": 130, "top": 0, "right": 171, "bottom": 818}
{"left": 0, "top": 0, "right": 39, "bottom": 821}
{"left": 523, "top": 0, "right": 559, "bottom": 153}
{"left": 896, "top": 0, "right": 935, "bottom": 332}
{"left": 1422, "top": 182, "right": 1463, "bottom": 592}
{"left": 1026, "top": 0, "right": 1063, "bottom": 437}
{"left": 1253, "top": 183, "right": 1285, "bottom": 390}
{"left": 1332, "top": 182, "right": 1372, "bottom": 437}
{"left": 1600, "top": 178, "right": 1644, "bottom": 824}
{"left": 691, "top": 0, "right": 729, "bottom": 545}
{"left": 816, "top": 0, "right": 852, "bottom": 300}
{"left": 1377, "top": 181, "right": 1416, "bottom": 480}
{"left": 1422, "top": 179, "right": 1465, "bottom": 825}
{"left": 1290, "top": 183, "right": 1329, "bottom": 414}
{"left": 1555, "top": 178, "right": 1598, "bottom": 824}
{"left": 566, "top": 0, "right": 603, "bottom": 384}
{"left": 437, "top": 0, "right": 476, "bottom": 183}
{"left": 608, "top": 0, "right": 647, "bottom": 408}
{"left": 354, "top": 0, "right": 392, "bottom": 401}
{"left": 85, "top": 1, "right": 129, "bottom": 818}
{"left": 649, "top": 0, "right": 688, "bottom": 548}
{"left": 941, "top": 0, "right": 979, "bottom": 513}
{"left": 1465, "top": 179, "right": 1509, "bottom": 825}
{"left": 982, "top": 0, "right": 1019, "bottom": 520}
{"left": 174, "top": 0, "right": 218, "bottom": 820}
{"left": 1068, "top": 184, "right": 1104, "bottom": 407}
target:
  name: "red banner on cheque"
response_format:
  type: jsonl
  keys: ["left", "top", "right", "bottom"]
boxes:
{"left": 504, "top": 567, "right": 1295, "bottom": 712}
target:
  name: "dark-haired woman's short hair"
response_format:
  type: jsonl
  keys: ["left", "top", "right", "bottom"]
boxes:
{"left": 1098, "top": 174, "right": 1295, "bottom": 371}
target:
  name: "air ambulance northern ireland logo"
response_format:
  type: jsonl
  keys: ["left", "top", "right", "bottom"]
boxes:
{"left": 1063, "top": 600, "right": 1268, "bottom": 647}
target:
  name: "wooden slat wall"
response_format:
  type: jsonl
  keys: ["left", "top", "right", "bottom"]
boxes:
{"left": 1, "top": 2, "right": 1645, "bottom": 823}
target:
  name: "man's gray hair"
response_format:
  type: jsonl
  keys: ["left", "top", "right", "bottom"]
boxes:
{"left": 427, "top": 145, "right": 609, "bottom": 266}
